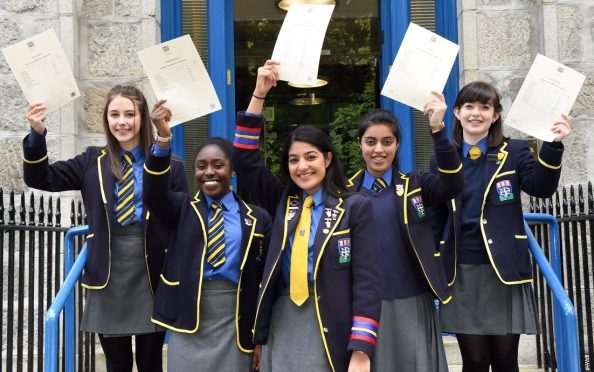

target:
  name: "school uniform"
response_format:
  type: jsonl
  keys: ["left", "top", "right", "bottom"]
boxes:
{"left": 232, "top": 112, "right": 383, "bottom": 372}
{"left": 143, "top": 150, "right": 272, "bottom": 370}
{"left": 431, "top": 138, "right": 564, "bottom": 334}
{"left": 22, "top": 131, "right": 187, "bottom": 335}
{"left": 346, "top": 128, "right": 463, "bottom": 371}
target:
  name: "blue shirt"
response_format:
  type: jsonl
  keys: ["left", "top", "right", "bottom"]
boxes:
{"left": 203, "top": 192, "right": 243, "bottom": 284}
{"left": 115, "top": 146, "right": 145, "bottom": 224}
{"left": 362, "top": 168, "right": 392, "bottom": 190}
{"left": 462, "top": 136, "right": 488, "bottom": 158}
{"left": 282, "top": 188, "right": 324, "bottom": 284}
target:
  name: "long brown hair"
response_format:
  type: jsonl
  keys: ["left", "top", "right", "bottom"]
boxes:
{"left": 452, "top": 81, "right": 507, "bottom": 149}
{"left": 101, "top": 85, "right": 154, "bottom": 180}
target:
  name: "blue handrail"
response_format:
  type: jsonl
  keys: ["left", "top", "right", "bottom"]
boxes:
{"left": 44, "top": 225, "right": 89, "bottom": 372}
{"left": 524, "top": 213, "right": 579, "bottom": 372}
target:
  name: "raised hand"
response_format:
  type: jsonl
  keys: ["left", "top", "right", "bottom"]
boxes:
{"left": 423, "top": 91, "right": 447, "bottom": 131}
{"left": 26, "top": 103, "right": 48, "bottom": 134}
{"left": 550, "top": 114, "right": 571, "bottom": 142}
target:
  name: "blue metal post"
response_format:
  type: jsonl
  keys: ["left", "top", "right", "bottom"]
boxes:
{"left": 207, "top": 0, "right": 236, "bottom": 139}
{"left": 379, "top": 0, "right": 414, "bottom": 172}
{"left": 160, "top": 0, "right": 185, "bottom": 158}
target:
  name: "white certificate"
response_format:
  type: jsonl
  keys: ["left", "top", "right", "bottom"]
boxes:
{"left": 504, "top": 54, "right": 585, "bottom": 142}
{"left": 381, "top": 23, "right": 459, "bottom": 111}
{"left": 1, "top": 29, "right": 80, "bottom": 112}
{"left": 271, "top": 3, "right": 335, "bottom": 84}
{"left": 137, "top": 35, "right": 221, "bottom": 127}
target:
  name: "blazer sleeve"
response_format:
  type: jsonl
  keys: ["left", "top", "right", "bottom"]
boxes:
{"left": 232, "top": 112, "right": 285, "bottom": 218}
{"left": 427, "top": 157, "right": 452, "bottom": 252}
{"left": 22, "top": 134, "right": 93, "bottom": 192}
{"left": 143, "top": 151, "right": 185, "bottom": 229}
{"left": 517, "top": 140, "right": 563, "bottom": 198}
{"left": 170, "top": 156, "right": 188, "bottom": 194}
{"left": 346, "top": 195, "right": 383, "bottom": 357}
{"left": 418, "top": 129, "right": 464, "bottom": 206}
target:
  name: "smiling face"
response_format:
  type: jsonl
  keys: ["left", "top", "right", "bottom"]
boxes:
{"left": 287, "top": 141, "right": 331, "bottom": 195}
{"left": 360, "top": 123, "right": 398, "bottom": 177}
{"left": 195, "top": 144, "right": 232, "bottom": 199}
{"left": 454, "top": 101, "right": 500, "bottom": 144}
{"left": 107, "top": 95, "right": 142, "bottom": 151}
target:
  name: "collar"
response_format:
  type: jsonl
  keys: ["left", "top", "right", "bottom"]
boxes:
{"left": 205, "top": 191, "right": 237, "bottom": 212}
{"left": 119, "top": 145, "right": 145, "bottom": 164}
{"left": 462, "top": 136, "right": 488, "bottom": 158}
{"left": 302, "top": 188, "right": 324, "bottom": 207}
{"left": 363, "top": 167, "right": 392, "bottom": 188}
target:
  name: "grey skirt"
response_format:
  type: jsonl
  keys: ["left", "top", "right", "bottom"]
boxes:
{"left": 372, "top": 292, "right": 448, "bottom": 372}
{"left": 440, "top": 264, "right": 539, "bottom": 335}
{"left": 80, "top": 225, "right": 161, "bottom": 335}
{"left": 260, "top": 287, "right": 332, "bottom": 372}
{"left": 167, "top": 280, "right": 252, "bottom": 372}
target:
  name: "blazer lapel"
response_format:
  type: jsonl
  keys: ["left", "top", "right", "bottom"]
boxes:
{"left": 312, "top": 194, "right": 344, "bottom": 261}
{"left": 97, "top": 150, "right": 116, "bottom": 222}
{"left": 238, "top": 197, "right": 257, "bottom": 270}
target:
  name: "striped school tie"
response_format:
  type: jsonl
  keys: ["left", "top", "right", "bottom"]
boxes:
{"left": 469, "top": 145, "right": 482, "bottom": 160}
{"left": 372, "top": 177, "right": 387, "bottom": 193}
{"left": 290, "top": 196, "right": 314, "bottom": 306}
{"left": 115, "top": 152, "right": 135, "bottom": 226}
{"left": 207, "top": 201, "right": 226, "bottom": 268}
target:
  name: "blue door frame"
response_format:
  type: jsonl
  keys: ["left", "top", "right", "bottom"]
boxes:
{"left": 161, "top": 0, "right": 459, "bottom": 172}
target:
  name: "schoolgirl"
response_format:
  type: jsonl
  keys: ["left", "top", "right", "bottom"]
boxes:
{"left": 232, "top": 60, "right": 382, "bottom": 372}
{"left": 346, "top": 96, "right": 464, "bottom": 371}
{"left": 431, "top": 81, "right": 571, "bottom": 371}
{"left": 143, "top": 107, "right": 272, "bottom": 371}
{"left": 22, "top": 85, "right": 187, "bottom": 371}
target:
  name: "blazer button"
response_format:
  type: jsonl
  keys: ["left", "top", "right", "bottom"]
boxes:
{"left": 323, "top": 327, "right": 329, "bottom": 333}
{"left": 482, "top": 219, "right": 487, "bottom": 224}
{"left": 488, "top": 239, "right": 493, "bottom": 244}
{"left": 259, "top": 283, "right": 262, "bottom": 288}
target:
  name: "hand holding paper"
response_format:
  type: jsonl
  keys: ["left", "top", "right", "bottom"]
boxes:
{"left": 504, "top": 54, "right": 583, "bottom": 142}
{"left": 25, "top": 103, "right": 48, "bottom": 134}
{"left": 2, "top": 29, "right": 80, "bottom": 113}
{"left": 137, "top": 35, "right": 221, "bottom": 127}
{"left": 381, "top": 23, "right": 459, "bottom": 111}
{"left": 271, "top": 3, "right": 334, "bottom": 84}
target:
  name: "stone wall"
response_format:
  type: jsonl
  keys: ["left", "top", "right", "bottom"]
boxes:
{"left": 458, "top": 0, "right": 594, "bottom": 186}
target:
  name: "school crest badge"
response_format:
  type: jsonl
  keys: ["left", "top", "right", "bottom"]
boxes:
{"left": 395, "top": 184, "right": 404, "bottom": 197}
{"left": 411, "top": 196, "right": 426, "bottom": 218}
{"left": 496, "top": 180, "right": 514, "bottom": 201}
{"left": 337, "top": 238, "right": 351, "bottom": 264}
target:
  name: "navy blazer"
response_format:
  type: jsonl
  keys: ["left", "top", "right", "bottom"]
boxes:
{"left": 431, "top": 139, "right": 564, "bottom": 285}
{"left": 233, "top": 113, "right": 382, "bottom": 372}
{"left": 143, "top": 151, "right": 272, "bottom": 352}
{"left": 346, "top": 129, "right": 463, "bottom": 303}
{"left": 22, "top": 135, "right": 187, "bottom": 293}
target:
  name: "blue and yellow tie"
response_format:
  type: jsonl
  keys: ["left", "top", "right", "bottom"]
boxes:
{"left": 372, "top": 177, "right": 387, "bottom": 193}
{"left": 115, "top": 152, "right": 135, "bottom": 226}
{"left": 207, "top": 201, "right": 226, "bottom": 268}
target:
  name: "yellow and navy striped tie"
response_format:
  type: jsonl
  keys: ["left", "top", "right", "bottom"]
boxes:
{"left": 372, "top": 177, "right": 387, "bottom": 193}
{"left": 115, "top": 152, "right": 135, "bottom": 226}
{"left": 207, "top": 201, "right": 226, "bottom": 267}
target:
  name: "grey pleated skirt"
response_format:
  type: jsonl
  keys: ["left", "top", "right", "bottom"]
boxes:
{"left": 440, "top": 264, "right": 539, "bottom": 335}
{"left": 167, "top": 280, "right": 251, "bottom": 372}
{"left": 372, "top": 291, "right": 448, "bottom": 372}
{"left": 260, "top": 287, "right": 332, "bottom": 372}
{"left": 80, "top": 225, "right": 161, "bottom": 335}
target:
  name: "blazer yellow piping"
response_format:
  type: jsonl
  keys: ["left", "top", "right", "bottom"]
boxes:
{"left": 86, "top": 233, "right": 95, "bottom": 239}
{"left": 406, "top": 187, "right": 421, "bottom": 197}
{"left": 144, "top": 163, "right": 171, "bottom": 176}
{"left": 438, "top": 163, "right": 462, "bottom": 174}
{"left": 495, "top": 170, "right": 516, "bottom": 178}
{"left": 515, "top": 235, "right": 528, "bottom": 239}
{"left": 479, "top": 143, "right": 533, "bottom": 285}
{"left": 236, "top": 201, "right": 257, "bottom": 353}
{"left": 400, "top": 172, "right": 410, "bottom": 225}
{"left": 538, "top": 156, "right": 561, "bottom": 170}
{"left": 434, "top": 252, "right": 441, "bottom": 257}
{"left": 23, "top": 154, "right": 48, "bottom": 164}
{"left": 346, "top": 169, "right": 364, "bottom": 188}
{"left": 331, "top": 229, "right": 350, "bottom": 236}
{"left": 253, "top": 195, "right": 297, "bottom": 339}
{"left": 313, "top": 198, "right": 344, "bottom": 372}
{"left": 448, "top": 198, "right": 458, "bottom": 287}
{"left": 160, "top": 274, "right": 179, "bottom": 286}
{"left": 97, "top": 150, "right": 108, "bottom": 204}
{"left": 253, "top": 233, "right": 264, "bottom": 238}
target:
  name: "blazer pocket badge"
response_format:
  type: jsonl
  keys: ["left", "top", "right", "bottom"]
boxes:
{"left": 337, "top": 238, "right": 351, "bottom": 264}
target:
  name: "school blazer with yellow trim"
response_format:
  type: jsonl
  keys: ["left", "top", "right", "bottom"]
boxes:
{"left": 22, "top": 136, "right": 187, "bottom": 292}
{"left": 430, "top": 139, "right": 564, "bottom": 285}
{"left": 345, "top": 130, "right": 464, "bottom": 304}
{"left": 143, "top": 151, "right": 272, "bottom": 352}
{"left": 232, "top": 113, "right": 382, "bottom": 372}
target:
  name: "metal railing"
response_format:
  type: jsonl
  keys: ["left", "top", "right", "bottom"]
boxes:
{"left": 525, "top": 213, "right": 579, "bottom": 372}
{"left": 44, "top": 225, "right": 89, "bottom": 372}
